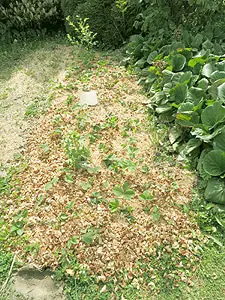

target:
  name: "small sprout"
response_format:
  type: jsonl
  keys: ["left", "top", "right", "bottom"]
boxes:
{"left": 45, "top": 177, "right": 59, "bottom": 191}
{"left": 64, "top": 173, "right": 74, "bottom": 184}
{"left": 87, "top": 166, "right": 100, "bottom": 174}
{"left": 90, "top": 191, "right": 104, "bottom": 205}
{"left": 66, "top": 201, "right": 75, "bottom": 211}
{"left": 142, "top": 165, "right": 150, "bottom": 173}
{"left": 81, "top": 228, "right": 98, "bottom": 245}
{"left": 59, "top": 213, "right": 68, "bottom": 222}
{"left": 81, "top": 181, "right": 92, "bottom": 191}
{"left": 40, "top": 143, "right": 50, "bottom": 154}
{"left": 152, "top": 205, "right": 161, "bottom": 222}
{"left": 109, "top": 199, "right": 120, "bottom": 213}
{"left": 66, "top": 95, "right": 73, "bottom": 105}
{"left": 67, "top": 236, "right": 79, "bottom": 249}
{"left": 113, "top": 182, "right": 135, "bottom": 200}
{"left": 140, "top": 190, "right": 154, "bottom": 201}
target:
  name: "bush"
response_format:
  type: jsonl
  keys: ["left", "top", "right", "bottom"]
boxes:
{"left": 0, "top": 0, "right": 62, "bottom": 42}
{"left": 134, "top": 41, "right": 225, "bottom": 205}
{"left": 128, "top": 0, "right": 225, "bottom": 62}
{"left": 61, "top": 0, "right": 140, "bottom": 48}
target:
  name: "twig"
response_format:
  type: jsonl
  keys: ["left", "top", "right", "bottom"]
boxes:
{"left": 0, "top": 254, "right": 16, "bottom": 295}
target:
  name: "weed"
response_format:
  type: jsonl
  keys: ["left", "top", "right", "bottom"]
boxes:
{"left": 59, "top": 213, "right": 69, "bottom": 223}
{"left": 121, "top": 206, "right": 135, "bottom": 223}
{"left": 104, "top": 154, "right": 137, "bottom": 172}
{"left": 40, "top": 143, "right": 50, "bottom": 154}
{"left": 89, "top": 191, "right": 105, "bottom": 205}
{"left": 67, "top": 236, "right": 79, "bottom": 249}
{"left": 152, "top": 205, "right": 161, "bottom": 222}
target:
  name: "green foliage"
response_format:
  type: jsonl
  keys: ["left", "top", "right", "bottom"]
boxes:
{"left": 66, "top": 15, "right": 97, "bottom": 49}
{"left": 109, "top": 198, "right": 120, "bottom": 213}
{"left": 0, "top": 0, "right": 61, "bottom": 42}
{"left": 134, "top": 42, "right": 225, "bottom": 205}
{"left": 81, "top": 227, "right": 98, "bottom": 245}
{"left": 127, "top": 0, "right": 225, "bottom": 64}
{"left": 63, "top": 131, "right": 90, "bottom": 170}
{"left": 61, "top": 0, "right": 140, "bottom": 48}
{"left": 140, "top": 190, "right": 154, "bottom": 201}
{"left": 113, "top": 182, "right": 135, "bottom": 200}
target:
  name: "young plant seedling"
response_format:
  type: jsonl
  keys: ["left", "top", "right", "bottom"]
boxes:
{"left": 140, "top": 190, "right": 154, "bottom": 201}
{"left": 109, "top": 199, "right": 120, "bottom": 213}
{"left": 67, "top": 236, "right": 79, "bottom": 249}
{"left": 64, "top": 173, "right": 74, "bottom": 184}
{"left": 152, "top": 205, "right": 161, "bottom": 222}
{"left": 81, "top": 181, "right": 92, "bottom": 191}
{"left": 113, "top": 182, "right": 135, "bottom": 200}
{"left": 81, "top": 227, "right": 99, "bottom": 245}
{"left": 45, "top": 176, "right": 59, "bottom": 191}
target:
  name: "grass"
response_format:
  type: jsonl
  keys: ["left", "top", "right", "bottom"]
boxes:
{"left": 0, "top": 36, "right": 225, "bottom": 300}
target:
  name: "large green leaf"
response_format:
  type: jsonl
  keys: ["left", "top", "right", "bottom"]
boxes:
{"left": 208, "top": 78, "right": 225, "bottom": 99}
{"left": 203, "top": 150, "right": 225, "bottom": 176}
{"left": 201, "top": 102, "right": 225, "bottom": 129}
{"left": 210, "top": 71, "right": 225, "bottom": 82}
{"left": 162, "top": 70, "right": 175, "bottom": 84}
{"left": 188, "top": 57, "right": 206, "bottom": 68}
{"left": 197, "top": 78, "right": 209, "bottom": 91}
{"left": 202, "top": 62, "right": 216, "bottom": 78}
{"left": 213, "top": 128, "right": 225, "bottom": 151}
{"left": 184, "top": 138, "right": 202, "bottom": 155}
{"left": 218, "top": 82, "right": 225, "bottom": 100}
{"left": 205, "top": 178, "right": 225, "bottom": 205}
{"left": 155, "top": 105, "right": 172, "bottom": 114}
{"left": 187, "top": 87, "right": 205, "bottom": 105}
{"left": 171, "top": 54, "right": 186, "bottom": 72}
{"left": 176, "top": 102, "right": 199, "bottom": 127}
{"left": 147, "top": 51, "right": 158, "bottom": 64}
{"left": 192, "top": 125, "right": 225, "bottom": 142}
{"left": 173, "top": 84, "right": 188, "bottom": 103}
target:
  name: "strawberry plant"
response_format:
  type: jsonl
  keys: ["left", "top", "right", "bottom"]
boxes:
{"left": 113, "top": 182, "right": 135, "bottom": 200}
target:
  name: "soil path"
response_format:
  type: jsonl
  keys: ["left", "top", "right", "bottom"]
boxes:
{"left": 0, "top": 42, "right": 71, "bottom": 165}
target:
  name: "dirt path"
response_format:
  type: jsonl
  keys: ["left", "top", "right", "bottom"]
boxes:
{"left": 0, "top": 41, "right": 71, "bottom": 165}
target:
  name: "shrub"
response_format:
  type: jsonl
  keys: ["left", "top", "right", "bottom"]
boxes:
{"left": 0, "top": 0, "right": 62, "bottom": 42}
{"left": 135, "top": 41, "right": 225, "bottom": 205}
{"left": 128, "top": 0, "right": 225, "bottom": 62}
{"left": 61, "top": 0, "right": 140, "bottom": 48}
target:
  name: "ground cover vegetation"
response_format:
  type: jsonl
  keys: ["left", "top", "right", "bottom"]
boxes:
{"left": 1, "top": 0, "right": 225, "bottom": 299}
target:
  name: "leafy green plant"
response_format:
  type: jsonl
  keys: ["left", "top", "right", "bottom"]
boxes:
{"left": 63, "top": 131, "right": 90, "bottom": 170}
{"left": 66, "top": 15, "right": 97, "bottom": 49}
{"left": 113, "top": 182, "right": 135, "bottom": 200}
{"left": 104, "top": 154, "right": 137, "bottom": 172}
{"left": 67, "top": 236, "right": 79, "bottom": 249}
{"left": 81, "top": 227, "right": 98, "bottom": 245}
{"left": 109, "top": 199, "right": 120, "bottom": 213}
{"left": 45, "top": 176, "right": 59, "bottom": 191}
{"left": 10, "top": 209, "right": 28, "bottom": 236}
{"left": 0, "top": 0, "right": 61, "bottom": 42}
{"left": 135, "top": 43, "right": 225, "bottom": 205}
{"left": 140, "top": 190, "right": 154, "bottom": 201}
{"left": 80, "top": 181, "right": 92, "bottom": 191}
{"left": 152, "top": 205, "right": 161, "bottom": 222}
